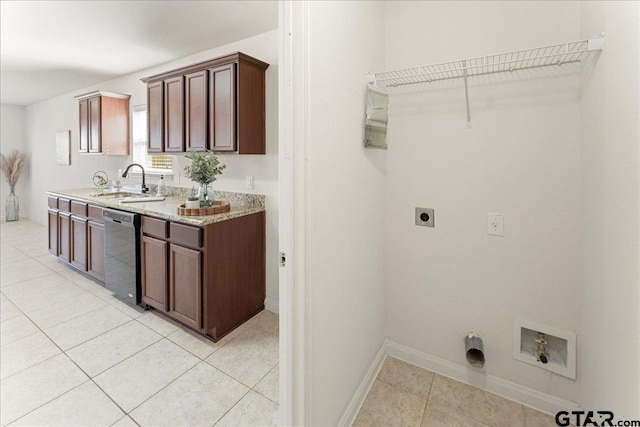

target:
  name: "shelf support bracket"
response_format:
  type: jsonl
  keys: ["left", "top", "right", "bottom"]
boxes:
{"left": 462, "top": 60, "right": 471, "bottom": 126}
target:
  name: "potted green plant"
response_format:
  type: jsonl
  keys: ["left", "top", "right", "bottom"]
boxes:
{"left": 184, "top": 150, "right": 226, "bottom": 207}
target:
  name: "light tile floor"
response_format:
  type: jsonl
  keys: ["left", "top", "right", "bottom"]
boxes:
{"left": 354, "top": 356, "right": 562, "bottom": 427}
{"left": 0, "top": 219, "right": 279, "bottom": 427}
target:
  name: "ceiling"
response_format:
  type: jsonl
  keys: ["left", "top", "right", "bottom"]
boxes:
{"left": 0, "top": 1, "right": 278, "bottom": 106}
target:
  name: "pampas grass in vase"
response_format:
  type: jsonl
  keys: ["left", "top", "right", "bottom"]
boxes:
{"left": 1, "top": 149, "right": 26, "bottom": 221}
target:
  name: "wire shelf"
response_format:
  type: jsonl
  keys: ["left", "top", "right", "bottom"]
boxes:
{"left": 369, "top": 37, "right": 603, "bottom": 89}
{"left": 367, "top": 36, "right": 603, "bottom": 125}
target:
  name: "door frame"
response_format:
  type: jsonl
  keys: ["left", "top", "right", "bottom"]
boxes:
{"left": 279, "top": 1, "right": 309, "bottom": 425}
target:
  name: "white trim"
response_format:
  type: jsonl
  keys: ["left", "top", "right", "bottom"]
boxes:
{"left": 264, "top": 297, "right": 279, "bottom": 314}
{"left": 278, "top": 1, "right": 309, "bottom": 425}
{"left": 338, "top": 343, "right": 387, "bottom": 427}
{"left": 74, "top": 90, "right": 130, "bottom": 100}
{"left": 338, "top": 340, "right": 583, "bottom": 424}
{"left": 385, "top": 340, "right": 581, "bottom": 416}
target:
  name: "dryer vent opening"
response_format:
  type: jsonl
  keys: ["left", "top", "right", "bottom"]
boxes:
{"left": 465, "top": 332, "right": 485, "bottom": 369}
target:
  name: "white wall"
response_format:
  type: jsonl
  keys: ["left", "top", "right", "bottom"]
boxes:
{"left": 305, "top": 2, "right": 387, "bottom": 425}
{"left": 0, "top": 104, "right": 29, "bottom": 219}
{"left": 25, "top": 30, "right": 280, "bottom": 307}
{"left": 384, "top": 1, "right": 582, "bottom": 402}
{"left": 579, "top": 1, "right": 640, "bottom": 418}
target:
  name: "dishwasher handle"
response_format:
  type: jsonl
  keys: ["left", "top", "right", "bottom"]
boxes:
{"left": 102, "top": 208, "right": 139, "bottom": 228}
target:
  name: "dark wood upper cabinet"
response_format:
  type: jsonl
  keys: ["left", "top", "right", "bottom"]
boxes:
{"left": 141, "top": 52, "right": 268, "bottom": 155}
{"left": 235, "top": 57, "right": 267, "bottom": 154}
{"left": 209, "top": 64, "right": 236, "bottom": 152}
{"left": 76, "top": 91, "right": 130, "bottom": 155}
{"left": 88, "top": 96, "right": 101, "bottom": 153}
{"left": 185, "top": 70, "right": 208, "bottom": 151}
{"left": 147, "top": 81, "right": 164, "bottom": 153}
{"left": 164, "top": 76, "right": 185, "bottom": 153}
{"left": 79, "top": 100, "right": 89, "bottom": 152}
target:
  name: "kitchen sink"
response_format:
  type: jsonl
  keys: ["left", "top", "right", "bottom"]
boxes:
{"left": 119, "top": 195, "right": 166, "bottom": 203}
{"left": 90, "top": 190, "right": 165, "bottom": 203}
{"left": 93, "top": 191, "right": 136, "bottom": 199}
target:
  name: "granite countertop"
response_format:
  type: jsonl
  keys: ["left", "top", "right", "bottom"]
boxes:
{"left": 47, "top": 187, "right": 265, "bottom": 226}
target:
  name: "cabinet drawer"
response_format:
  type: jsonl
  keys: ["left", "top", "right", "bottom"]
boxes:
{"left": 170, "top": 222, "right": 202, "bottom": 249}
{"left": 142, "top": 216, "right": 168, "bottom": 239}
{"left": 71, "top": 200, "right": 88, "bottom": 216}
{"left": 58, "top": 198, "right": 71, "bottom": 212}
{"left": 88, "top": 205, "right": 103, "bottom": 222}
{"left": 48, "top": 196, "right": 58, "bottom": 209}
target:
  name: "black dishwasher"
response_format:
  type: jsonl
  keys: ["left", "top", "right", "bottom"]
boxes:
{"left": 102, "top": 208, "right": 142, "bottom": 306}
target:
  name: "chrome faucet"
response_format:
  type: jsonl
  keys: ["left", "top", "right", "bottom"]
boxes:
{"left": 122, "top": 163, "right": 149, "bottom": 194}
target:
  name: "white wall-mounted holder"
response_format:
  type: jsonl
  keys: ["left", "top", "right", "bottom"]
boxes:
{"left": 367, "top": 35, "right": 604, "bottom": 125}
{"left": 513, "top": 318, "right": 576, "bottom": 379}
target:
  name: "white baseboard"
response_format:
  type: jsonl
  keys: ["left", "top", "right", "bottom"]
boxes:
{"left": 386, "top": 340, "right": 581, "bottom": 416}
{"left": 338, "top": 339, "right": 582, "bottom": 425}
{"left": 338, "top": 342, "right": 387, "bottom": 427}
{"left": 264, "top": 297, "right": 279, "bottom": 314}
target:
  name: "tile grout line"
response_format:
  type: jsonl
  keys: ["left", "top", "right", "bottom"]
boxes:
{"left": 2, "top": 282, "right": 138, "bottom": 424}
{"left": 124, "top": 330, "right": 279, "bottom": 424}
{"left": 2, "top": 291, "right": 135, "bottom": 420}
{"left": 2, "top": 221, "right": 281, "bottom": 426}
{"left": 417, "top": 373, "right": 436, "bottom": 427}
{"left": 251, "top": 364, "right": 280, "bottom": 405}
{"left": 212, "top": 388, "right": 253, "bottom": 427}
{"left": 124, "top": 357, "right": 206, "bottom": 420}
{"left": 2, "top": 275, "right": 157, "bottom": 421}
{"left": 1, "top": 296, "right": 104, "bottom": 424}
{"left": 124, "top": 330, "right": 256, "bottom": 418}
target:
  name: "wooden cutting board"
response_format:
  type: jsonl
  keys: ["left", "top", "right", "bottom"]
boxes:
{"left": 177, "top": 201, "right": 231, "bottom": 216}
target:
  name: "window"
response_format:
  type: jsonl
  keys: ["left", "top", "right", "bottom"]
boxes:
{"left": 132, "top": 105, "right": 173, "bottom": 175}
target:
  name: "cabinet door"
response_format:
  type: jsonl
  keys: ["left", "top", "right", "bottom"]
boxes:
{"left": 87, "top": 220, "right": 105, "bottom": 282}
{"left": 48, "top": 209, "right": 59, "bottom": 256}
{"left": 79, "top": 99, "right": 89, "bottom": 152}
{"left": 58, "top": 212, "right": 71, "bottom": 263}
{"left": 70, "top": 215, "right": 88, "bottom": 271}
{"left": 141, "top": 235, "right": 168, "bottom": 310}
{"left": 164, "top": 76, "right": 185, "bottom": 152}
{"left": 88, "top": 96, "right": 102, "bottom": 153}
{"left": 147, "top": 82, "right": 164, "bottom": 153}
{"left": 169, "top": 244, "right": 201, "bottom": 329}
{"left": 209, "top": 64, "right": 236, "bottom": 152}
{"left": 185, "top": 70, "right": 208, "bottom": 151}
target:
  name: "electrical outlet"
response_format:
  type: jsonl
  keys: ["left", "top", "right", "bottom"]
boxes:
{"left": 415, "top": 207, "right": 434, "bottom": 227}
{"left": 488, "top": 213, "right": 504, "bottom": 236}
{"left": 246, "top": 176, "right": 254, "bottom": 190}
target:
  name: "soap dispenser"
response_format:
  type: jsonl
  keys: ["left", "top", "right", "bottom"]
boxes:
{"left": 156, "top": 174, "right": 166, "bottom": 196}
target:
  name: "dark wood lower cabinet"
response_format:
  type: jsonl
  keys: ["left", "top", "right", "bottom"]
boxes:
{"left": 87, "top": 220, "right": 105, "bottom": 281}
{"left": 203, "top": 211, "right": 265, "bottom": 339}
{"left": 141, "top": 235, "right": 168, "bottom": 310}
{"left": 141, "top": 212, "right": 265, "bottom": 340}
{"left": 70, "top": 215, "right": 88, "bottom": 271}
{"left": 48, "top": 208, "right": 58, "bottom": 256}
{"left": 49, "top": 198, "right": 103, "bottom": 279}
{"left": 47, "top": 194, "right": 265, "bottom": 342}
{"left": 169, "top": 244, "right": 201, "bottom": 329}
{"left": 141, "top": 231, "right": 202, "bottom": 329}
{"left": 58, "top": 212, "right": 71, "bottom": 263}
